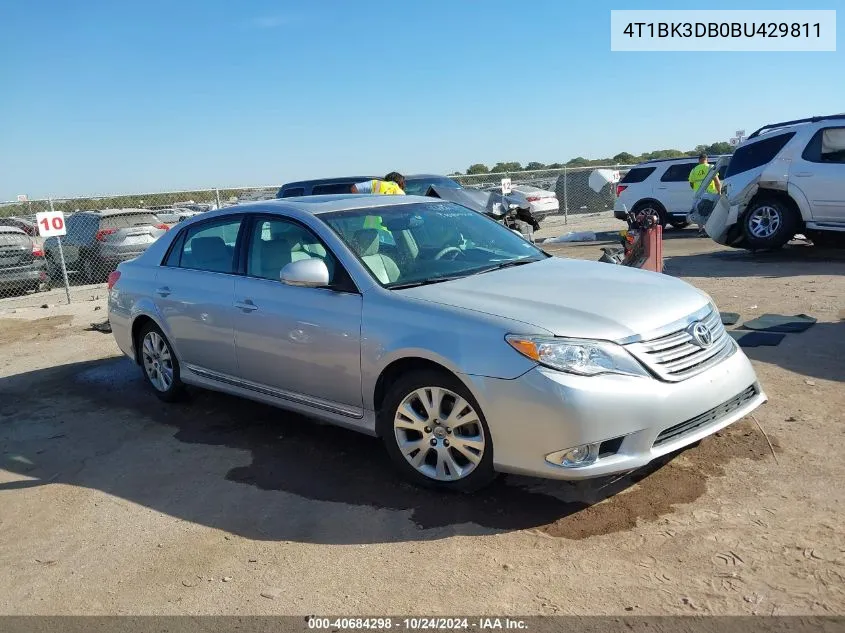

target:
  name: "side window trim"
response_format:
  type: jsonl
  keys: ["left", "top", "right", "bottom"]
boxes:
{"left": 801, "top": 126, "right": 845, "bottom": 164}
{"left": 243, "top": 214, "right": 360, "bottom": 294}
{"left": 161, "top": 214, "right": 247, "bottom": 275}
{"left": 161, "top": 228, "right": 187, "bottom": 267}
{"left": 660, "top": 163, "right": 697, "bottom": 182}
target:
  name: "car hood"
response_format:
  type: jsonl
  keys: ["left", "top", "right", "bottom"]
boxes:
{"left": 397, "top": 257, "right": 710, "bottom": 341}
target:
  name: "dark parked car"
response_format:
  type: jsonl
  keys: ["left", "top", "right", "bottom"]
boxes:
{"left": 276, "top": 177, "right": 378, "bottom": 198}
{"left": 0, "top": 226, "right": 49, "bottom": 295}
{"left": 402, "top": 174, "right": 463, "bottom": 196}
{"left": 44, "top": 209, "right": 169, "bottom": 283}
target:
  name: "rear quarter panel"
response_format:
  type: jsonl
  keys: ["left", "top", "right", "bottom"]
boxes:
{"left": 107, "top": 232, "right": 179, "bottom": 362}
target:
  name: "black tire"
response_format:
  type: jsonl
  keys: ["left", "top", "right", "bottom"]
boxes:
{"left": 742, "top": 197, "right": 799, "bottom": 251}
{"left": 633, "top": 201, "right": 668, "bottom": 228}
{"left": 81, "top": 255, "right": 103, "bottom": 284}
{"left": 137, "top": 322, "right": 185, "bottom": 402}
{"left": 46, "top": 256, "right": 62, "bottom": 282}
{"left": 378, "top": 369, "right": 496, "bottom": 493}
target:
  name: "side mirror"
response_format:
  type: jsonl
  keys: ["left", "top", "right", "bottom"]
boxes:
{"left": 280, "top": 258, "right": 329, "bottom": 288}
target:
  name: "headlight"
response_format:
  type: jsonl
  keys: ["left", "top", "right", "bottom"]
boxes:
{"left": 506, "top": 335, "right": 648, "bottom": 377}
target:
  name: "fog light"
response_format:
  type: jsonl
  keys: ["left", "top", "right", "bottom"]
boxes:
{"left": 546, "top": 443, "right": 601, "bottom": 468}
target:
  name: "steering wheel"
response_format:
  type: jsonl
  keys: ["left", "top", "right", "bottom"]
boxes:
{"left": 434, "top": 246, "right": 463, "bottom": 261}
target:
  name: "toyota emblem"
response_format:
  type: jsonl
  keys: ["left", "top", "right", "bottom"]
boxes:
{"left": 688, "top": 322, "right": 713, "bottom": 348}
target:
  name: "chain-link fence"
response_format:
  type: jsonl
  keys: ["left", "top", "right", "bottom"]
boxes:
{"left": 0, "top": 166, "right": 633, "bottom": 308}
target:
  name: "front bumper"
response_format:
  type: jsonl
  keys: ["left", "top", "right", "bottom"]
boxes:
{"left": 464, "top": 343, "right": 766, "bottom": 480}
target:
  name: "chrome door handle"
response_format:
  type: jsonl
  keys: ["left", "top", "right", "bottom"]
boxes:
{"left": 235, "top": 300, "right": 258, "bottom": 313}
{"left": 155, "top": 286, "right": 171, "bottom": 297}
{"left": 656, "top": 186, "right": 668, "bottom": 190}
{"left": 794, "top": 172, "right": 813, "bottom": 177}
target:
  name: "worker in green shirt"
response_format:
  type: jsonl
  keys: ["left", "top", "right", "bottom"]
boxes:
{"left": 689, "top": 154, "right": 722, "bottom": 236}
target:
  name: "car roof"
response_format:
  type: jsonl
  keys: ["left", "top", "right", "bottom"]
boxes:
{"left": 747, "top": 113, "right": 845, "bottom": 139}
{"left": 404, "top": 174, "right": 455, "bottom": 180}
{"left": 280, "top": 177, "right": 378, "bottom": 189}
{"left": 228, "top": 194, "right": 432, "bottom": 216}
{"left": 76, "top": 208, "right": 157, "bottom": 216}
{"left": 640, "top": 155, "right": 729, "bottom": 166}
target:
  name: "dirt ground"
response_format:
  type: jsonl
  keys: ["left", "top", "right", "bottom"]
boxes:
{"left": 0, "top": 229, "right": 843, "bottom": 616}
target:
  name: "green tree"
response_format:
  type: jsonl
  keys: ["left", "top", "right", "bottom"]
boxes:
{"left": 705, "top": 142, "right": 734, "bottom": 155}
{"left": 566, "top": 156, "right": 590, "bottom": 167}
{"left": 612, "top": 152, "right": 636, "bottom": 163}
{"left": 490, "top": 161, "right": 522, "bottom": 173}
{"left": 466, "top": 163, "right": 489, "bottom": 175}
{"left": 525, "top": 161, "right": 546, "bottom": 171}
{"left": 547, "top": 162, "right": 564, "bottom": 169}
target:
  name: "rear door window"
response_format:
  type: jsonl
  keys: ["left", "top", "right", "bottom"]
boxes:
{"left": 620, "top": 167, "right": 656, "bottom": 183}
{"left": 312, "top": 183, "right": 354, "bottom": 195}
{"left": 281, "top": 187, "right": 305, "bottom": 198}
{"left": 801, "top": 127, "right": 845, "bottom": 164}
{"left": 177, "top": 218, "right": 243, "bottom": 274}
{"left": 726, "top": 133, "right": 795, "bottom": 178}
{"left": 660, "top": 163, "right": 698, "bottom": 182}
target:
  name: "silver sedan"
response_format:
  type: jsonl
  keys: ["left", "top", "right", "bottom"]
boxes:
{"left": 108, "top": 195, "right": 767, "bottom": 492}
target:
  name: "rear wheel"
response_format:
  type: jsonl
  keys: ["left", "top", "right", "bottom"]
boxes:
{"left": 81, "top": 256, "right": 102, "bottom": 284}
{"left": 742, "top": 197, "right": 799, "bottom": 250}
{"left": 633, "top": 201, "right": 668, "bottom": 228}
{"left": 138, "top": 322, "right": 185, "bottom": 402}
{"left": 379, "top": 370, "right": 496, "bottom": 493}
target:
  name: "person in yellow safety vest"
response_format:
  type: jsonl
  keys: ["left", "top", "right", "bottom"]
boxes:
{"left": 688, "top": 154, "right": 722, "bottom": 236}
{"left": 688, "top": 154, "right": 721, "bottom": 195}
{"left": 351, "top": 172, "right": 406, "bottom": 231}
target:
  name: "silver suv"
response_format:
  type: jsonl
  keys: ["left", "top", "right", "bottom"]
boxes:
{"left": 702, "top": 114, "right": 845, "bottom": 249}
{"left": 44, "top": 209, "right": 168, "bottom": 283}
{"left": 108, "top": 195, "right": 766, "bottom": 492}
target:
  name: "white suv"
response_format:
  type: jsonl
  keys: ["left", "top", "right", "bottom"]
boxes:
{"left": 703, "top": 114, "right": 845, "bottom": 250}
{"left": 614, "top": 157, "right": 728, "bottom": 229}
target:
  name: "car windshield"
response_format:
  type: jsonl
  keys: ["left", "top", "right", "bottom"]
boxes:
{"left": 403, "top": 177, "right": 462, "bottom": 196}
{"left": 321, "top": 201, "right": 548, "bottom": 288}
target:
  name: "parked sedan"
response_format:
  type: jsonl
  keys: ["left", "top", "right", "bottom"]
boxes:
{"left": 0, "top": 226, "right": 49, "bottom": 295}
{"left": 108, "top": 195, "right": 766, "bottom": 492}
{"left": 505, "top": 184, "right": 560, "bottom": 222}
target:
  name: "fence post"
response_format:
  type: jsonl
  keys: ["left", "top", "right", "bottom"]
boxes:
{"left": 563, "top": 166, "right": 569, "bottom": 224}
{"left": 49, "top": 198, "right": 72, "bottom": 305}
{"left": 215, "top": 188, "right": 222, "bottom": 210}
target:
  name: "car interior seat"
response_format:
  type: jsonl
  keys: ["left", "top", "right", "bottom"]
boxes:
{"left": 256, "top": 236, "right": 298, "bottom": 280}
{"left": 189, "top": 236, "right": 232, "bottom": 273}
{"left": 352, "top": 229, "right": 400, "bottom": 284}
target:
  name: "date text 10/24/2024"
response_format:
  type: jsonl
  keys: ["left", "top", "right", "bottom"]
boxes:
{"left": 307, "top": 618, "right": 528, "bottom": 630}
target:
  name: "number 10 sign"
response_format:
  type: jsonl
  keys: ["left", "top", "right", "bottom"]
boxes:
{"left": 35, "top": 211, "right": 67, "bottom": 238}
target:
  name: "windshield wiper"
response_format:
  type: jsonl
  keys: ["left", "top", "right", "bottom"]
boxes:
{"left": 469, "top": 258, "right": 542, "bottom": 276}
{"left": 389, "top": 275, "right": 466, "bottom": 290}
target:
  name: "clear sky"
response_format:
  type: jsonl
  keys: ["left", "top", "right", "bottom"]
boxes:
{"left": 1, "top": 0, "right": 842, "bottom": 200}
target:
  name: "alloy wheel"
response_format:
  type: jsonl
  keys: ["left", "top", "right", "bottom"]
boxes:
{"left": 142, "top": 331, "right": 174, "bottom": 392}
{"left": 748, "top": 205, "right": 781, "bottom": 239}
{"left": 393, "top": 387, "right": 486, "bottom": 482}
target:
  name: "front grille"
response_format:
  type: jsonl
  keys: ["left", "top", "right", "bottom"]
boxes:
{"left": 626, "top": 308, "right": 734, "bottom": 382}
{"left": 653, "top": 384, "right": 759, "bottom": 447}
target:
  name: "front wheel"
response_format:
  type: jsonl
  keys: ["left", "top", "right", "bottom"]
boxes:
{"left": 138, "top": 323, "right": 185, "bottom": 402}
{"left": 379, "top": 370, "right": 496, "bottom": 493}
{"left": 742, "top": 198, "right": 798, "bottom": 250}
